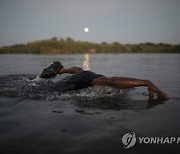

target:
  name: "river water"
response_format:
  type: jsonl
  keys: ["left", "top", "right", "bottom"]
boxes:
{"left": 0, "top": 54, "right": 180, "bottom": 153}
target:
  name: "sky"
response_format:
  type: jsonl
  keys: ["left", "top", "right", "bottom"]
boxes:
{"left": 0, "top": 0, "right": 180, "bottom": 47}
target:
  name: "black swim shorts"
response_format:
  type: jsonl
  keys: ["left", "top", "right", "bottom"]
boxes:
{"left": 53, "top": 71, "right": 102, "bottom": 92}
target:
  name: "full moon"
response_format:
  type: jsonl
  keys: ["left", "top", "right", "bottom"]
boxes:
{"left": 84, "top": 27, "right": 89, "bottom": 32}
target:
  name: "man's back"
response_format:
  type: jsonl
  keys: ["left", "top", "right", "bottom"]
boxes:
{"left": 53, "top": 71, "right": 102, "bottom": 92}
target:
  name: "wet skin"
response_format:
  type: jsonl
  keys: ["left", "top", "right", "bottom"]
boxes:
{"left": 59, "top": 67, "right": 169, "bottom": 100}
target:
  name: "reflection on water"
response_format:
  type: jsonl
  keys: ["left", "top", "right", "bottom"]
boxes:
{"left": 83, "top": 53, "right": 90, "bottom": 70}
{"left": 73, "top": 93, "right": 164, "bottom": 110}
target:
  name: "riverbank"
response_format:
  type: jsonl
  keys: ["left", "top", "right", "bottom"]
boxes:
{"left": 0, "top": 38, "right": 179, "bottom": 54}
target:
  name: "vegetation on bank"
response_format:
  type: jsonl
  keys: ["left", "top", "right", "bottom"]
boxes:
{"left": 0, "top": 37, "right": 179, "bottom": 54}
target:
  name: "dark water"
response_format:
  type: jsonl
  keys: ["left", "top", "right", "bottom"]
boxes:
{"left": 0, "top": 54, "right": 180, "bottom": 154}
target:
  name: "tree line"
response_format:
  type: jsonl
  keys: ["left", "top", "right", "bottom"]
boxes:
{"left": 0, "top": 37, "right": 179, "bottom": 54}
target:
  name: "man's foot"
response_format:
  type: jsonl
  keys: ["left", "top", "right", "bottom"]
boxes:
{"left": 40, "top": 61, "right": 63, "bottom": 78}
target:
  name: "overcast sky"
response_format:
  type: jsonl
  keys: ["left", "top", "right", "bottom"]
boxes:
{"left": 0, "top": 0, "right": 180, "bottom": 46}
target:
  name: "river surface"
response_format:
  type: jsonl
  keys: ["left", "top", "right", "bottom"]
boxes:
{"left": 0, "top": 54, "right": 180, "bottom": 153}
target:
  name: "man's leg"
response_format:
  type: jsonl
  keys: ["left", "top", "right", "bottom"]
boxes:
{"left": 91, "top": 76, "right": 169, "bottom": 99}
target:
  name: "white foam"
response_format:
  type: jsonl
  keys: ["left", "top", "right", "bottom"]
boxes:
{"left": 32, "top": 75, "right": 44, "bottom": 82}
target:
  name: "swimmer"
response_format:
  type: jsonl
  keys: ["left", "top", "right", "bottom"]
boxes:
{"left": 40, "top": 61, "right": 169, "bottom": 100}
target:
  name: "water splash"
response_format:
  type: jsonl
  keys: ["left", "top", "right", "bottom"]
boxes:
{"left": 0, "top": 74, "right": 125, "bottom": 100}
{"left": 0, "top": 74, "right": 163, "bottom": 110}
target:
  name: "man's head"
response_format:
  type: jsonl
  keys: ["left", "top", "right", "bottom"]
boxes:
{"left": 40, "top": 61, "right": 63, "bottom": 78}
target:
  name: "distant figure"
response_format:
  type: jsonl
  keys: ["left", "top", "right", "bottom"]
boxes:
{"left": 40, "top": 62, "right": 169, "bottom": 100}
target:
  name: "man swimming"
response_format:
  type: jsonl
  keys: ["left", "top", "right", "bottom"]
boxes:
{"left": 40, "top": 61, "right": 169, "bottom": 99}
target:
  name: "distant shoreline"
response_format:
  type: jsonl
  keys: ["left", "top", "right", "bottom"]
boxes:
{"left": 0, "top": 37, "right": 179, "bottom": 54}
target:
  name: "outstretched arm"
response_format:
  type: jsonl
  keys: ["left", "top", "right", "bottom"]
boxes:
{"left": 59, "top": 67, "right": 83, "bottom": 74}
{"left": 91, "top": 76, "right": 169, "bottom": 100}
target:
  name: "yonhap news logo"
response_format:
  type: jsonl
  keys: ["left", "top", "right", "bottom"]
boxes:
{"left": 122, "top": 132, "right": 136, "bottom": 148}
{"left": 122, "top": 132, "right": 180, "bottom": 149}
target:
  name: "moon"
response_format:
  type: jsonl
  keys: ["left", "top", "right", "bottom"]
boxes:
{"left": 84, "top": 27, "right": 89, "bottom": 32}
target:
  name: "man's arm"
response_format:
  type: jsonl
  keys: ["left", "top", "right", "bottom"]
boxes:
{"left": 91, "top": 76, "right": 169, "bottom": 100}
{"left": 59, "top": 67, "right": 83, "bottom": 74}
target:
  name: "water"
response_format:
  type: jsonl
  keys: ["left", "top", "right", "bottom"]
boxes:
{"left": 0, "top": 54, "right": 180, "bottom": 153}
